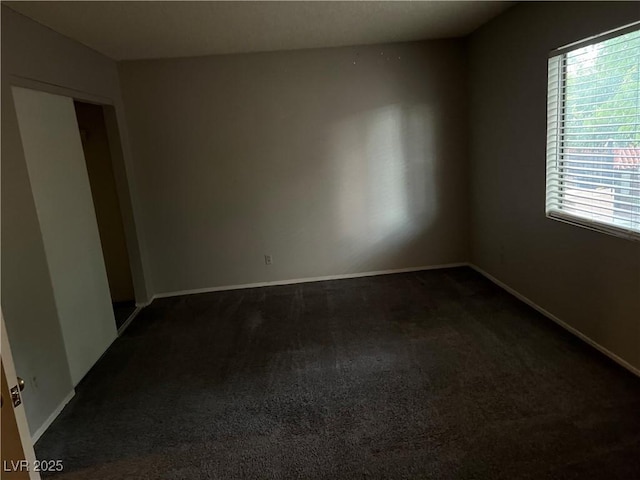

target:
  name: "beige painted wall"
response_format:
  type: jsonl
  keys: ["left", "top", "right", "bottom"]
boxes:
{"left": 76, "top": 101, "right": 136, "bottom": 303}
{"left": 469, "top": 2, "right": 640, "bottom": 371}
{"left": 1, "top": 6, "right": 149, "bottom": 435}
{"left": 119, "top": 40, "right": 470, "bottom": 294}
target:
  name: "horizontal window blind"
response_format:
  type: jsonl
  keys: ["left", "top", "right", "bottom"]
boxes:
{"left": 546, "top": 26, "right": 640, "bottom": 240}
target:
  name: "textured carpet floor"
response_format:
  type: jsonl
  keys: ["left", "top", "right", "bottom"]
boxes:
{"left": 35, "top": 267, "right": 640, "bottom": 479}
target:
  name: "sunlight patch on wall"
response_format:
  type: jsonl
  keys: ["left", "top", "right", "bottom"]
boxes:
{"left": 330, "top": 104, "right": 438, "bottom": 267}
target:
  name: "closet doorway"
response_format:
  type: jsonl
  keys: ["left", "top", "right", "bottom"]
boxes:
{"left": 74, "top": 101, "right": 136, "bottom": 330}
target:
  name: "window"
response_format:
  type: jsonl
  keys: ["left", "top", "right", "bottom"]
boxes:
{"left": 546, "top": 24, "right": 640, "bottom": 240}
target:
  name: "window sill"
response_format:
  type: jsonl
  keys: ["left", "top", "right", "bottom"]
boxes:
{"left": 546, "top": 210, "right": 640, "bottom": 242}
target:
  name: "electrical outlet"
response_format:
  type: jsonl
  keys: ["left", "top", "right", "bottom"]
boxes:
{"left": 264, "top": 255, "right": 273, "bottom": 265}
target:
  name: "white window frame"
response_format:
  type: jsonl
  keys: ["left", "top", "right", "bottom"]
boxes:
{"left": 546, "top": 22, "right": 640, "bottom": 242}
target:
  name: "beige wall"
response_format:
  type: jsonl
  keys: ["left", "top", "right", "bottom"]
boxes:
{"left": 76, "top": 101, "right": 136, "bottom": 303}
{"left": 469, "top": 2, "right": 640, "bottom": 371}
{"left": 119, "top": 40, "right": 470, "bottom": 294}
{"left": 1, "top": 6, "right": 149, "bottom": 435}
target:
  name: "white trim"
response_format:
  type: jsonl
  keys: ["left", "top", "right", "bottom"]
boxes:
{"left": 550, "top": 21, "right": 640, "bottom": 57}
{"left": 469, "top": 264, "right": 640, "bottom": 378}
{"left": 135, "top": 298, "right": 153, "bottom": 308}
{"left": 152, "top": 261, "right": 639, "bottom": 377}
{"left": 546, "top": 211, "right": 640, "bottom": 243}
{"left": 25, "top": 262, "right": 638, "bottom": 446}
{"left": 117, "top": 306, "right": 143, "bottom": 336}
{"left": 8, "top": 74, "right": 114, "bottom": 106}
{"left": 2, "top": 312, "right": 41, "bottom": 479}
{"left": 31, "top": 390, "right": 75, "bottom": 444}
{"left": 153, "top": 263, "right": 468, "bottom": 299}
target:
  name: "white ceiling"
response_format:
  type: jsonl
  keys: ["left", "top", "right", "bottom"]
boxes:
{"left": 5, "top": 1, "right": 513, "bottom": 61}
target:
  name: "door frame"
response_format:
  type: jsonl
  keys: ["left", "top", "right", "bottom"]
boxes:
{"left": 1, "top": 311, "right": 41, "bottom": 480}
{"left": 7, "top": 74, "right": 150, "bottom": 313}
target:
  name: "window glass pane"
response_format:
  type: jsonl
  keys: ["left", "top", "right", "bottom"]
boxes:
{"left": 548, "top": 27, "right": 640, "bottom": 238}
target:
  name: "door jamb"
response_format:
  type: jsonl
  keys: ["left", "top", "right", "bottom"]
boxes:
{"left": 1, "top": 312, "right": 41, "bottom": 480}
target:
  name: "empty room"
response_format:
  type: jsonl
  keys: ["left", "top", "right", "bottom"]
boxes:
{"left": 1, "top": 1, "right": 639, "bottom": 479}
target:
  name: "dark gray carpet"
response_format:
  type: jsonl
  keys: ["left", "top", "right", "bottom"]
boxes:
{"left": 35, "top": 267, "right": 640, "bottom": 479}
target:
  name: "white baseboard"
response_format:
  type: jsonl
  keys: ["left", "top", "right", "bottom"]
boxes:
{"left": 153, "top": 263, "right": 468, "bottom": 300}
{"left": 469, "top": 263, "right": 640, "bottom": 378}
{"left": 32, "top": 306, "right": 143, "bottom": 442}
{"left": 28, "top": 262, "right": 637, "bottom": 445}
{"left": 151, "top": 261, "right": 639, "bottom": 377}
{"left": 32, "top": 390, "right": 75, "bottom": 444}
{"left": 117, "top": 306, "right": 143, "bottom": 336}
{"left": 135, "top": 298, "right": 152, "bottom": 308}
